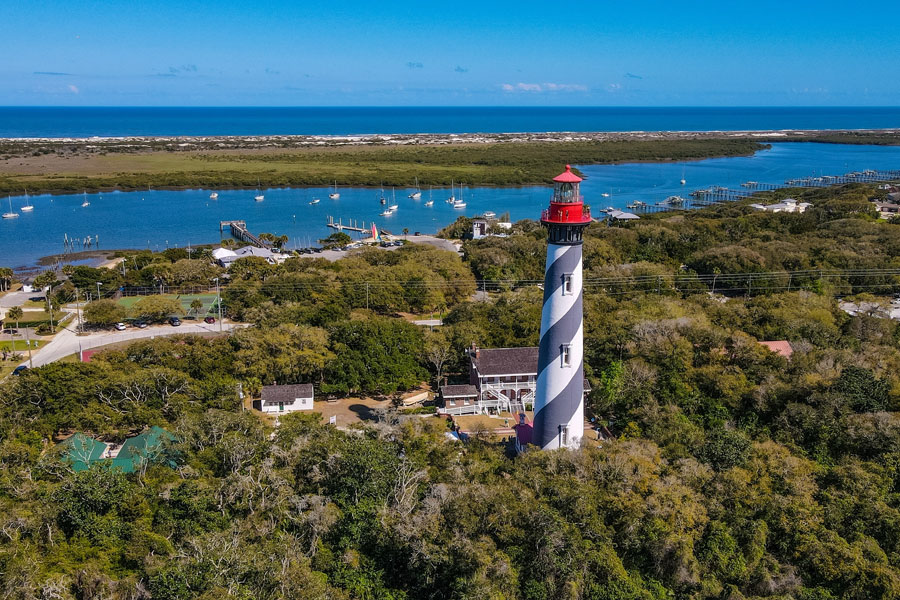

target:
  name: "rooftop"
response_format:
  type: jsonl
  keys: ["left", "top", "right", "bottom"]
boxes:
{"left": 472, "top": 347, "right": 539, "bottom": 376}
{"left": 261, "top": 383, "right": 315, "bottom": 403}
{"left": 440, "top": 384, "right": 478, "bottom": 398}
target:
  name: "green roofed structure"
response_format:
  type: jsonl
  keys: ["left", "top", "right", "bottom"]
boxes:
{"left": 57, "top": 433, "right": 109, "bottom": 472}
{"left": 109, "top": 426, "right": 177, "bottom": 473}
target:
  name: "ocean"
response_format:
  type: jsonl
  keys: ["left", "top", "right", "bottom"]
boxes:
{"left": 3, "top": 142, "right": 900, "bottom": 271}
{"left": 1, "top": 106, "right": 900, "bottom": 138}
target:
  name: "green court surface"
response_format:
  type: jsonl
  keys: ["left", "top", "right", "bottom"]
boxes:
{"left": 119, "top": 293, "right": 218, "bottom": 316}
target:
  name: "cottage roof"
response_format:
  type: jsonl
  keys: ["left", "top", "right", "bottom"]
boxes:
{"left": 440, "top": 384, "right": 478, "bottom": 398}
{"left": 472, "top": 347, "right": 540, "bottom": 376}
{"left": 758, "top": 340, "right": 793, "bottom": 359}
{"left": 114, "top": 426, "right": 177, "bottom": 473}
{"left": 261, "top": 383, "right": 314, "bottom": 403}
{"left": 57, "top": 433, "right": 108, "bottom": 472}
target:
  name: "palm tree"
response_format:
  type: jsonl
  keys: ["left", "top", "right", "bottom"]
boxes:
{"left": 6, "top": 306, "right": 22, "bottom": 330}
{"left": 0, "top": 267, "right": 13, "bottom": 292}
{"left": 190, "top": 298, "right": 203, "bottom": 316}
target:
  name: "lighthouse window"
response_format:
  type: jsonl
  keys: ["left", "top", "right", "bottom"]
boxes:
{"left": 560, "top": 425, "right": 569, "bottom": 446}
{"left": 561, "top": 344, "right": 572, "bottom": 367}
{"left": 562, "top": 274, "right": 573, "bottom": 295}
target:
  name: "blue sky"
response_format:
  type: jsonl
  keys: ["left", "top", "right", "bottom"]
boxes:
{"left": 2, "top": 0, "right": 898, "bottom": 106}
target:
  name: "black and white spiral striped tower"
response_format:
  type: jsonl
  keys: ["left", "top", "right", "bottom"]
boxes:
{"left": 533, "top": 165, "right": 592, "bottom": 450}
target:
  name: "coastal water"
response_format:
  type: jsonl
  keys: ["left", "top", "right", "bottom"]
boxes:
{"left": 2, "top": 107, "right": 900, "bottom": 138}
{"left": 2, "top": 142, "right": 900, "bottom": 271}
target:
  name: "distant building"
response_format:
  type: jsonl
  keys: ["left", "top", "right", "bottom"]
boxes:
{"left": 749, "top": 198, "right": 812, "bottom": 213}
{"left": 217, "top": 245, "right": 279, "bottom": 267}
{"left": 438, "top": 345, "right": 589, "bottom": 416}
{"left": 257, "top": 383, "right": 315, "bottom": 414}
{"left": 873, "top": 201, "right": 900, "bottom": 219}
{"left": 471, "top": 219, "right": 512, "bottom": 239}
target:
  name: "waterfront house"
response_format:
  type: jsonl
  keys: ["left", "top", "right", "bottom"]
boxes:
{"left": 749, "top": 198, "right": 812, "bottom": 214}
{"left": 257, "top": 383, "right": 315, "bottom": 414}
{"left": 217, "top": 245, "right": 279, "bottom": 268}
{"left": 874, "top": 201, "right": 900, "bottom": 219}
{"left": 438, "top": 345, "right": 589, "bottom": 416}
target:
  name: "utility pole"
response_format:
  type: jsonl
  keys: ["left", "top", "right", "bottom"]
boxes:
{"left": 366, "top": 282, "right": 369, "bottom": 310}
{"left": 75, "top": 288, "right": 83, "bottom": 333}
{"left": 96, "top": 281, "right": 102, "bottom": 299}
{"left": 214, "top": 277, "right": 223, "bottom": 333}
{"left": 24, "top": 326, "right": 33, "bottom": 369}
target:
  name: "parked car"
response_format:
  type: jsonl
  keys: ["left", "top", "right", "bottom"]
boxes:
{"left": 204, "top": 316, "right": 216, "bottom": 324}
{"left": 114, "top": 322, "right": 127, "bottom": 331}
{"left": 168, "top": 317, "right": 181, "bottom": 327}
{"left": 134, "top": 321, "right": 148, "bottom": 329}
{"left": 2, "top": 328, "right": 18, "bottom": 335}
{"left": 12, "top": 365, "right": 27, "bottom": 376}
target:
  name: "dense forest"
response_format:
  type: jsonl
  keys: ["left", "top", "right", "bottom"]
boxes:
{"left": 2, "top": 183, "right": 900, "bottom": 599}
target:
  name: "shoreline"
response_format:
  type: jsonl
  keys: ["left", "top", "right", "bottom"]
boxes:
{"left": 2, "top": 127, "right": 899, "bottom": 145}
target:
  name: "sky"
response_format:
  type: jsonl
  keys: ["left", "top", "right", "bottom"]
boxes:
{"left": 2, "top": 0, "right": 899, "bottom": 106}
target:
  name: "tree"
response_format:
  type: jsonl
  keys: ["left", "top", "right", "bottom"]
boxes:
{"left": 129, "top": 296, "right": 183, "bottom": 322}
{"left": 424, "top": 330, "right": 452, "bottom": 386}
{"left": 0, "top": 267, "right": 14, "bottom": 292}
{"left": 319, "top": 232, "right": 351, "bottom": 249}
{"left": 190, "top": 299, "right": 203, "bottom": 316}
{"left": 83, "top": 299, "right": 128, "bottom": 327}
{"left": 6, "top": 306, "right": 23, "bottom": 330}
{"left": 32, "top": 270, "right": 58, "bottom": 292}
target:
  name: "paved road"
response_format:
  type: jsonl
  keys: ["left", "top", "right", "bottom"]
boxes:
{"left": 21, "top": 319, "right": 245, "bottom": 368}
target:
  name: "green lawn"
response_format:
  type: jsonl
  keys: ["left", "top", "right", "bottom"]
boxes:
{"left": 0, "top": 340, "right": 44, "bottom": 351}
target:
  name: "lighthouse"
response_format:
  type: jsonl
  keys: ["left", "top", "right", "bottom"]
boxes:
{"left": 532, "top": 165, "right": 591, "bottom": 450}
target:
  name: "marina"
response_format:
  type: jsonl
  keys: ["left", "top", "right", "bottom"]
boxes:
{"left": 3, "top": 142, "right": 900, "bottom": 271}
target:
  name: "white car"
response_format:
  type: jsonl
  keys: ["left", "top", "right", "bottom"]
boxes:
{"left": 115, "top": 322, "right": 127, "bottom": 331}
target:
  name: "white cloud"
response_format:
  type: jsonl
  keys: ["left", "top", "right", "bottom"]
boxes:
{"left": 606, "top": 83, "right": 622, "bottom": 92}
{"left": 501, "top": 82, "right": 586, "bottom": 93}
{"left": 68, "top": 84, "right": 79, "bottom": 94}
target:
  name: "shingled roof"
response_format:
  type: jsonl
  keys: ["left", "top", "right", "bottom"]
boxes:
{"left": 440, "top": 384, "right": 478, "bottom": 398}
{"left": 261, "top": 384, "right": 314, "bottom": 403}
{"left": 472, "top": 347, "right": 540, "bottom": 376}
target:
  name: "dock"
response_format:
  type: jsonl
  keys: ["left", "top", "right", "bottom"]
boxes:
{"left": 629, "top": 167, "right": 900, "bottom": 214}
{"left": 326, "top": 216, "right": 369, "bottom": 233}
{"left": 220, "top": 220, "right": 265, "bottom": 247}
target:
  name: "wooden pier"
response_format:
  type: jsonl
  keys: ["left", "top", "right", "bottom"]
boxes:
{"left": 220, "top": 220, "right": 265, "bottom": 247}
{"left": 326, "top": 216, "right": 369, "bottom": 234}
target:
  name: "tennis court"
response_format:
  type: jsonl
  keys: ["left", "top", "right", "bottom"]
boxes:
{"left": 118, "top": 293, "right": 219, "bottom": 316}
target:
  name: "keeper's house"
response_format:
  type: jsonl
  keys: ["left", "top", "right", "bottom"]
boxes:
{"left": 256, "top": 383, "right": 315, "bottom": 414}
{"left": 438, "top": 345, "right": 588, "bottom": 416}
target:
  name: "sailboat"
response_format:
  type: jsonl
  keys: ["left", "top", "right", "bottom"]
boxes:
{"left": 2, "top": 195, "right": 19, "bottom": 219}
{"left": 447, "top": 179, "right": 456, "bottom": 204}
{"left": 379, "top": 184, "right": 387, "bottom": 205}
{"left": 21, "top": 189, "right": 34, "bottom": 212}
{"left": 329, "top": 181, "right": 340, "bottom": 200}
{"left": 453, "top": 183, "right": 467, "bottom": 209}
{"left": 424, "top": 186, "right": 434, "bottom": 207}
{"left": 309, "top": 198, "right": 320, "bottom": 205}
{"left": 254, "top": 178, "right": 264, "bottom": 202}
{"left": 408, "top": 177, "right": 421, "bottom": 199}
{"left": 209, "top": 192, "right": 219, "bottom": 199}
{"left": 388, "top": 187, "right": 398, "bottom": 211}
{"left": 680, "top": 169, "right": 686, "bottom": 185}
{"left": 81, "top": 191, "right": 90, "bottom": 207}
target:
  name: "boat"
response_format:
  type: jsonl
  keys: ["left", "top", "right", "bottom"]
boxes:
{"left": 309, "top": 198, "right": 320, "bottom": 205}
{"left": 254, "top": 178, "right": 264, "bottom": 202}
{"left": 424, "top": 186, "right": 434, "bottom": 206}
{"left": 601, "top": 192, "right": 610, "bottom": 198}
{"left": 424, "top": 200, "right": 434, "bottom": 207}
{"left": 409, "top": 177, "right": 421, "bottom": 199}
{"left": 209, "top": 192, "right": 218, "bottom": 199}
{"left": 2, "top": 196, "right": 19, "bottom": 219}
{"left": 663, "top": 195, "right": 686, "bottom": 205}
{"left": 379, "top": 184, "right": 387, "bottom": 205}
{"left": 388, "top": 187, "right": 398, "bottom": 210}
{"left": 680, "top": 169, "right": 686, "bottom": 185}
{"left": 81, "top": 191, "right": 90, "bottom": 207}
{"left": 329, "top": 181, "right": 340, "bottom": 200}
{"left": 447, "top": 179, "right": 455, "bottom": 204}
{"left": 483, "top": 211, "right": 496, "bottom": 219}
{"left": 453, "top": 184, "right": 466, "bottom": 208}
{"left": 380, "top": 209, "right": 394, "bottom": 216}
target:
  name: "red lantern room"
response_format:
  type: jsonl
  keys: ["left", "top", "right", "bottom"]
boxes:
{"left": 541, "top": 165, "right": 592, "bottom": 244}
